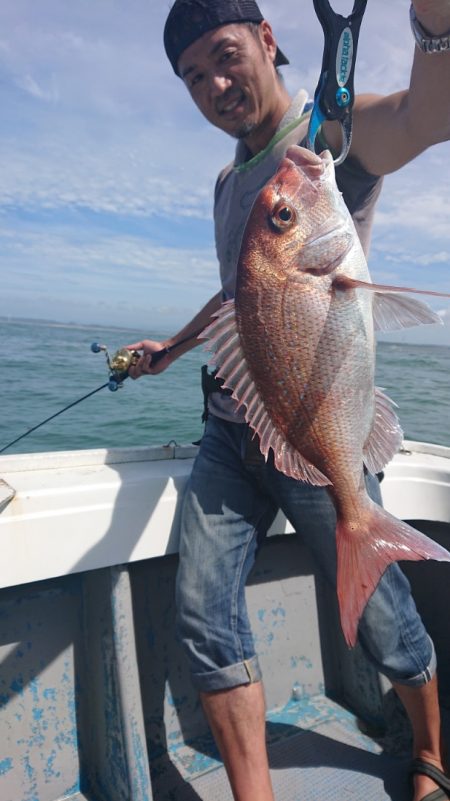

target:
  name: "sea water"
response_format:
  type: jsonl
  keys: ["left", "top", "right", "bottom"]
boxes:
{"left": 1, "top": 318, "right": 449, "bottom": 455}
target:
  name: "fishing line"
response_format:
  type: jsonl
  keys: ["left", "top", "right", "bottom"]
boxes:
{"left": 0, "top": 383, "right": 110, "bottom": 454}
{"left": 0, "top": 329, "right": 205, "bottom": 455}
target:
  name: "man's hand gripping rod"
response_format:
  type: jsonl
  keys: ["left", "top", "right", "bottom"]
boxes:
{"left": 307, "top": 0, "right": 368, "bottom": 166}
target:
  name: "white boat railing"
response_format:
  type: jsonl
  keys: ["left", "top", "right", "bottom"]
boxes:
{"left": 0, "top": 440, "right": 449, "bottom": 591}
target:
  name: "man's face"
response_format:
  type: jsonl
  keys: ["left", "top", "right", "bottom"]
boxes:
{"left": 178, "top": 22, "right": 279, "bottom": 141}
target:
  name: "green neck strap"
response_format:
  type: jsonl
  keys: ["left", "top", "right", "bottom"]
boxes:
{"left": 234, "top": 111, "right": 310, "bottom": 174}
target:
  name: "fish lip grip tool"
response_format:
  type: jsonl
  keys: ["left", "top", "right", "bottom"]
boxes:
{"left": 306, "top": 0, "right": 368, "bottom": 166}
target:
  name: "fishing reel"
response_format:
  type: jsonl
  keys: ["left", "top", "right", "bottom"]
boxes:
{"left": 91, "top": 343, "right": 140, "bottom": 391}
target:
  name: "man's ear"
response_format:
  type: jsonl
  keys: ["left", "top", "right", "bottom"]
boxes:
{"left": 259, "top": 20, "right": 278, "bottom": 64}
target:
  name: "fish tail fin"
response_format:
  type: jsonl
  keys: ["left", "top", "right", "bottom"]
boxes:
{"left": 336, "top": 502, "right": 450, "bottom": 648}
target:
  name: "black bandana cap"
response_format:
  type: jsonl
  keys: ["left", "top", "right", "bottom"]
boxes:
{"left": 164, "top": 0, "right": 290, "bottom": 76}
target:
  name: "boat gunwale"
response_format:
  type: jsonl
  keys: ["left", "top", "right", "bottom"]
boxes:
{"left": 0, "top": 442, "right": 199, "bottom": 473}
{"left": 0, "top": 439, "right": 448, "bottom": 475}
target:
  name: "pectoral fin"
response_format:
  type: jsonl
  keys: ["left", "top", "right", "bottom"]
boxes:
{"left": 333, "top": 275, "right": 450, "bottom": 299}
{"left": 372, "top": 293, "right": 441, "bottom": 331}
{"left": 332, "top": 275, "right": 445, "bottom": 330}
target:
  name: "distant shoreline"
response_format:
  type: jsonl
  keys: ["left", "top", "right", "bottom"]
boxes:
{"left": 1, "top": 315, "right": 448, "bottom": 349}
{"left": 0, "top": 315, "right": 139, "bottom": 334}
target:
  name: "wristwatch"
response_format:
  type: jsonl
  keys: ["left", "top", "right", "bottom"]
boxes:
{"left": 409, "top": 5, "right": 450, "bottom": 53}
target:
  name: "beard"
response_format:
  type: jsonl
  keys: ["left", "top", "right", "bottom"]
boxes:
{"left": 231, "top": 119, "right": 258, "bottom": 140}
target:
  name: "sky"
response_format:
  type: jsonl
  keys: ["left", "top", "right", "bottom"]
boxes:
{"left": 0, "top": 0, "right": 449, "bottom": 344}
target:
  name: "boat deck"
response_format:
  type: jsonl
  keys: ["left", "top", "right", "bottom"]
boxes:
{"left": 1, "top": 442, "right": 449, "bottom": 801}
{"left": 157, "top": 693, "right": 412, "bottom": 801}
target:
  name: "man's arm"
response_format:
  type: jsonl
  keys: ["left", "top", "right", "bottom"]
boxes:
{"left": 126, "top": 290, "right": 223, "bottom": 378}
{"left": 323, "top": 0, "right": 450, "bottom": 176}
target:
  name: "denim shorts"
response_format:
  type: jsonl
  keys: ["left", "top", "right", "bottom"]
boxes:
{"left": 176, "top": 415, "right": 435, "bottom": 692}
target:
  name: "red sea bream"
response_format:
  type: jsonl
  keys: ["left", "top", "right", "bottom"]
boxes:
{"left": 202, "top": 145, "right": 450, "bottom": 647}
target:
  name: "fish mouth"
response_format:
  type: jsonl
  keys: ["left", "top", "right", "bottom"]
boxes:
{"left": 276, "top": 145, "right": 353, "bottom": 276}
{"left": 293, "top": 221, "right": 354, "bottom": 276}
{"left": 305, "top": 218, "right": 351, "bottom": 247}
{"left": 275, "top": 147, "right": 333, "bottom": 198}
{"left": 284, "top": 146, "right": 333, "bottom": 182}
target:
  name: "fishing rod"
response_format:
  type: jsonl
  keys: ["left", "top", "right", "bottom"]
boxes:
{"left": 307, "top": 0, "right": 368, "bottom": 165}
{"left": 0, "top": 331, "right": 203, "bottom": 455}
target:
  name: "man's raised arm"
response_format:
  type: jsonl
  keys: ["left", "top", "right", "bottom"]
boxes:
{"left": 325, "top": 0, "right": 450, "bottom": 176}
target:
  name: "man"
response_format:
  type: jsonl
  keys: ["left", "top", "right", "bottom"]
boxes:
{"left": 127, "top": 2, "right": 450, "bottom": 799}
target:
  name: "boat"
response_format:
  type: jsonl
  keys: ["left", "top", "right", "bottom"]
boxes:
{"left": 0, "top": 439, "right": 449, "bottom": 800}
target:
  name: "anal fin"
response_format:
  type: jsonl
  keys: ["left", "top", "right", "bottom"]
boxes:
{"left": 363, "top": 387, "right": 403, "bottom": 475}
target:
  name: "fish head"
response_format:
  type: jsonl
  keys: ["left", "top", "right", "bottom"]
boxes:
{"left": 237, "top": 145, "right": 356, "bottom": 286}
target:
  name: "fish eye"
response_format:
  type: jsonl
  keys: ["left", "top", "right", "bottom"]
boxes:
{"left": 270, "top": 201, "right": 296, "bottom": 231}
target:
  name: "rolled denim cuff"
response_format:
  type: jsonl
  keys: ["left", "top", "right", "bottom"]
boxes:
{"left": 390, "top": 636, "right": 436, "bottom": 688}
{"left": 191, "top": 655, "right": 262, "bottom": 692}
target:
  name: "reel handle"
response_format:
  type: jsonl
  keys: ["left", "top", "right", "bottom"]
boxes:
{"left": 91, "top": 342, "right": 106, "bottom": 354}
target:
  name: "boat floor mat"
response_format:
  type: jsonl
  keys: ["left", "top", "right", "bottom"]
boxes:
{"left": 152, "top": 694, "right": 411, "bottom": 800}
{"left": 191, "top": 726, "right": 410, "bottom": 801}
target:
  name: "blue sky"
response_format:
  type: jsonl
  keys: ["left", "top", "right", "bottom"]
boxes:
{"left": 0, "top": 0, "right": 449, "bottom": 343}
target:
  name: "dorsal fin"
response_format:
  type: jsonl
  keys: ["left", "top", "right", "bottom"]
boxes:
{"left": 201, "top": 301, "right": 331, "bottom": 486}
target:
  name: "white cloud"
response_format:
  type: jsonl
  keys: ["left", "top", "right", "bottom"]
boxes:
{"left": 375, "top": 187, "right": 450, "bottom": 241}
{"left": 0, "top": 221, "right": 219, "bottom": 330}
{"left": 15, "top": 73, "right": 59, "bottom": 102}
{"left": 0, "top": 130, "right": 222, "bottom": 220}
{"left": 378, "top": 251, "right": 450, "bottom": 267}
{"left": 0, "top": 0, "right": 449, "bottom": 337}
{"left": 0, "top": 224, "right": 218, "bottom": 286}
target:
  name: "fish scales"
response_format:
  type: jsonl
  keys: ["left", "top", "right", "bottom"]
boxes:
{"left": 235, "top": 186, "right": 372, "bottom": 486}
{"left": 202, "top": 145, "right": 450, "bottom": 646}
